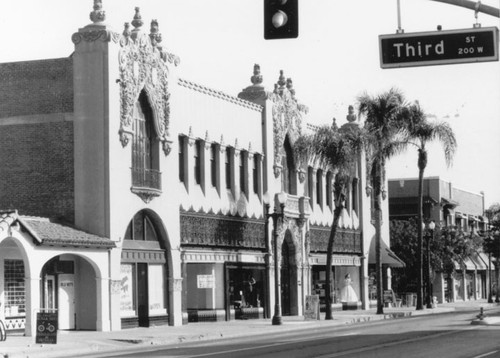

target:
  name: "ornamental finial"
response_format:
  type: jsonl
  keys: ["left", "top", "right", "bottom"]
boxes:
{"left": 277, "top": 70, "right": 286, "bottom": 89}
{"left": 346, "top": 105, "right": 357, "bottom": 123}
{"left": 132, "top": 7, "right": 143, "bottom": 29}
{"left": 123, "top": 22, "right": 131, "bottom": 37}
{"left": 251, "top": 64, "right": 263, "bottom": 86}
{"left": 286, "top": 78, "right": 295, "bottom": 97}
{"left": 149, "top": 19, "right": 162, "bottom": 47}
{"left": 90, "top": 0, "right": 106, "bottom": 23}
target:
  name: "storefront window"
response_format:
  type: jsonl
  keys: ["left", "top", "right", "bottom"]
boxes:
{"left": 120, "top": 264, "right": 136, "bottom": 317}
{"left": 227, "top": 265, "right": 266, "bottom": 311}
{"left": 4, "top": 260, "right": 25, "bottom": 317}
{"left": 148, "top": 265, "right": 167, "bottom": 315}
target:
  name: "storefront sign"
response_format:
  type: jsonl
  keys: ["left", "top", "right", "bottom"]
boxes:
{"left": 304, "top": 295, "right": 320, "bottom": 320}
{"left": 36, "top": 312, "right": 58, "bottom": 344}
{"left": 379, "top": 27, "right": 499, "bottom": 68}
{"left": 383, "top": 290, "right": 395, "bottom": 304}
{"left": 197, "top": 274, "right": 214, "bottom": 289}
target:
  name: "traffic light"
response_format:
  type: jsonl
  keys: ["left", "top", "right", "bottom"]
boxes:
{"left": 264, "top": 0, "right": 298, "bottom": 40}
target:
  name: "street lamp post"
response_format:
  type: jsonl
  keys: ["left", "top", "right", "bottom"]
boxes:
{"left": 488, "top": 249, "right": 493, "bottom": 303}
{"left": 263, "top": 192, "right": 287, "bottom": 326}
{"left": 426, "top": 221, "right": 436, "bottom": 309}
{"left": 495, "top": 229, "right": 500, "bottom": 303}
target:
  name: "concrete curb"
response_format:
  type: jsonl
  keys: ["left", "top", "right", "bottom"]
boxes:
{"left": 1, "top": 303, "right": 498, "bottom": 358}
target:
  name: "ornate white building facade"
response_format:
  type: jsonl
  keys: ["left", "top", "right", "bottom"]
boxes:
{"left": 0, "top": 1, "right": 401, "bottom": 336}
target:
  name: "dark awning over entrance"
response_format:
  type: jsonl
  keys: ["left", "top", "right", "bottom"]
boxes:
{"left": 368, "top": 238, "right": 405, "bottom": 268}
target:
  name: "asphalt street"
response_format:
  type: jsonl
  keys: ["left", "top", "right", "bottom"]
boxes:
{"left": 108, "top": 309, "right": 500, "bottom": 358}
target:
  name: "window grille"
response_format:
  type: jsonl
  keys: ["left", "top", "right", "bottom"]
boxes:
{"left": 4, "top": 260, "right": 25, "bottom": 316}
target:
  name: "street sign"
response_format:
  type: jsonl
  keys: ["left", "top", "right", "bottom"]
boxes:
{"left": 379, "top": 27, "right": 499, "bottom": 68}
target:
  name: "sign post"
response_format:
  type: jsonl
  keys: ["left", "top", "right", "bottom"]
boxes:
{"left": 36, "top": 311, "right": 58, "bottom": 344}
{"left": 379, "top": 27, "right": 498, "bottom": 68}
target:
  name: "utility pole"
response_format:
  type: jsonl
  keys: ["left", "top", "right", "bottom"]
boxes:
{"left": 430, "top": 0, "right": 499, "bottom": 18}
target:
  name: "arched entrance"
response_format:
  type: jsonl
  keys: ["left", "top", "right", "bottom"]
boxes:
{"left": 120, "top": 209, "right": 171, "bottom": 328}
{"left": 40, "top": 254, "right": 98, "bottom": 330}
{"left": 281, "top": 230, "right": 298, "bottom": 315}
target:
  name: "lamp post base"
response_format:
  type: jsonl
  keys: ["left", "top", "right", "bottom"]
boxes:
{"left": 272, "top": 315, "right": 282, "bottom": 325}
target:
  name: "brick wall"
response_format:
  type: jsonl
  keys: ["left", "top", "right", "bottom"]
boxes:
{"left": 0, "top": 57, "right": 73, "bottom": 118}
{"left": 0, "top": 121, "right": 74, "bottom": 222}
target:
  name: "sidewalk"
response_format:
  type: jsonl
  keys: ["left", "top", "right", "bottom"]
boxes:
{"left": 1, "top": 300, "right": 497, "bottom": 358}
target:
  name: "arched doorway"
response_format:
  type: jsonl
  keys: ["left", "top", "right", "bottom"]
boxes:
{"left": 40, "top": 255, "right": 98, "bottom": 330}
{"left": 281, "top": 230, "right": 298, "bottom": 316}
{"left": 120, "top": 210, "right": 170, "bottom": 328}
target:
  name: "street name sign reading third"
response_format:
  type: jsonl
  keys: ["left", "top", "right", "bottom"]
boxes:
{"left": 379, "top": 27, "right": 498, "bottom": 68}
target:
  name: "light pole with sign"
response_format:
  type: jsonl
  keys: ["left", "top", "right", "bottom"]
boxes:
{"left": 263, "top": 192, "right": 287, "bottom": 325}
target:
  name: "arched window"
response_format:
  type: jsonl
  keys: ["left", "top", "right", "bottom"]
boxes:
{"left": 316, "top": 169, "right": 323, "bottom": 208}
{"left": 124, "top": 210, "right": 159, "bottom": 242}
{"left": 131, "top": 91, "right": 161, "bottom": 196}
{"left": 281, "top": 137, "right": 296, "bottom": 195}
{"left": 326, "top": 171, "right": 333, "bottom": 209}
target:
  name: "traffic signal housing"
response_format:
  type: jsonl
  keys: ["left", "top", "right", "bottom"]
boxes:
{"left": 264, "top": 0, "right": 298, "bottom": 40}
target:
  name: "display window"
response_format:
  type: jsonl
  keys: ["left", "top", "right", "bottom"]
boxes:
{"left": 226, "top": 264, "right": 266, "bottom": 319}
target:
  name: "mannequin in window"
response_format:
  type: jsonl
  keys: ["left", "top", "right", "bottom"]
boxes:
{"left": 243, "top": 274, "right": 256, "bottom": 307}
{"left": 340, "top": 274, "right": 358, "bottom": 303}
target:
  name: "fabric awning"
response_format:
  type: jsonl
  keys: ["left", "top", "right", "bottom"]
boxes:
{"left": 471, "top": 252, "right": 488, "bottom": 270}
{"left": 454, "top": 257, "right": 477, "bottom": 270}
{"left": 474, "top": 252, "right": 489, "bottom": 270}
{"left": 441, "top": 197, "right": 459, "bottom": 208}
{"left": 455, "top": 212, "right": 467, "bottom": 219}
{"left": 368, "top": 238, "right": 406, "bottom": 268}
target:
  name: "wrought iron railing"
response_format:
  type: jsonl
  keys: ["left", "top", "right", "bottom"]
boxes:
{"left": 131, "top": 167, "right": 162, "bottom": 191}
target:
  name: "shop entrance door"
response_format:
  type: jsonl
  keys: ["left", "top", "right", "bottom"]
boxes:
{"left": 58, "top": 274, "right": 75, "bottom": 330}
{"left": 137, "top": 263, "right": 149, "bottom": 327}
{"left": 281, "top": 238, "right": 292, "bottom": 315}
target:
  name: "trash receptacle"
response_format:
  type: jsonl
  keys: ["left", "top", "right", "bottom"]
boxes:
{"left": 405, "top": 293, "right": 416, "bottom": 307}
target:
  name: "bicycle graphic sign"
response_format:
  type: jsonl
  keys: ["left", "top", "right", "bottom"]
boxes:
{"left": 36, "top": 311, "right": 58, "bottom": 344}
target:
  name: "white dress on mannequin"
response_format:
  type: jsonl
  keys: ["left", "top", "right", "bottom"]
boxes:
{"left": 340, "top": 276, "right": 358, "bottom": 302}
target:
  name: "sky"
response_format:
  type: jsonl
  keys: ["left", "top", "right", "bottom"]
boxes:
{"left": 2, "top": 0, "right": 499, "bottom": 207}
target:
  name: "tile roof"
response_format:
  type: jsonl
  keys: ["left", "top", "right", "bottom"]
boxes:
{"left": 0, "top": 211, "right": 114, "bottom": 249}
{"left": 21, "top": 217, "right": 115, "bottom": 248}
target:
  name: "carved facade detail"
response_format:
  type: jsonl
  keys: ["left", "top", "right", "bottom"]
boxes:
{"left": 309, "top": 225, "right": 362, "bottom": 254}
{"left": 117, "top": 10, "right": 179, "bottom": 155}
{"left": 180, "top": 211, "right": 266, "bottom": 250}
{"left": 268, "top": 70, "right": 308, "bottom": 174}
{"left": 276, "top": 216, "right": 303, "bottom": 265}
{"left": 71, "top": 28, "right": 119, "bottom": 44}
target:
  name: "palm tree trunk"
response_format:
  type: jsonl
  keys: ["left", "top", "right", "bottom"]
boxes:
{"left": 325, "top": 203, "right": 343, "bottom": 320}
{"left": 416, "top": 149, "right": 426, "bottom": 310}
{"left": 375, "top": 191, "right": 384, "bottom": 314}
{"left": 373, "top": 164, "right": 384, "bottom": 315}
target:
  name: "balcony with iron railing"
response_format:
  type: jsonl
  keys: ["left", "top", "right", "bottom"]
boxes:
{"left": 131, "top": 167, "right": 162, "bottom": 203}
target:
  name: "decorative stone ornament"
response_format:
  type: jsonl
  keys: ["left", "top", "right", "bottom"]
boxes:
{"left": 297, "top": 168, "right": 306, "bottom": 183}
{"left": 90, "top": 0, "right": 106, "bottom": 23}
{"left": 118, "top": 10, "right": 179, "bottom": 155}
{"left": 268, "top": 70, "right": 308, "bottom": 174}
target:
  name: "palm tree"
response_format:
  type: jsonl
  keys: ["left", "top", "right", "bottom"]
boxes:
{"left": 403, "top": 102, "right": 457, "bottom": 310}
{"left": 357, "top": 88, "right": 410, "bottom": 315}
{"left": 294, "top": 123, "right": 363, "bottom": 320}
